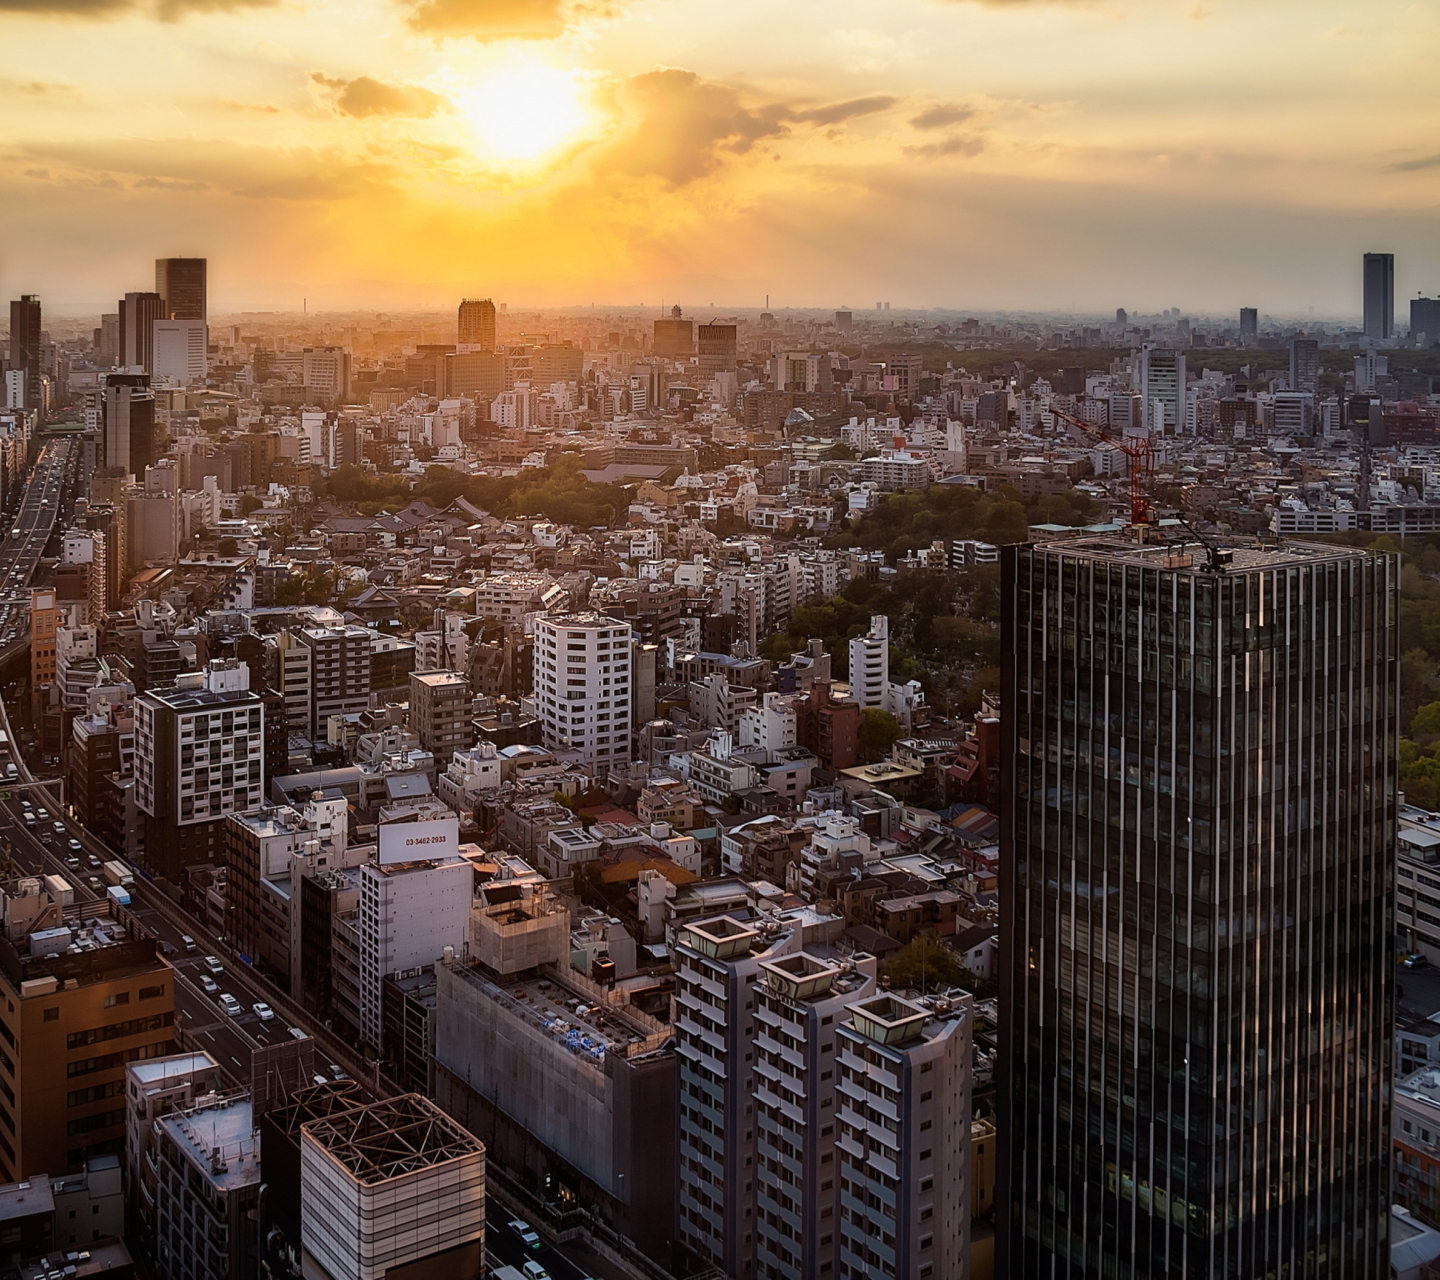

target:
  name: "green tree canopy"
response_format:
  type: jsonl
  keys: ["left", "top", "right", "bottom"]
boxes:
{"left": 858, "top": 708, "right": 903, "bottom": 764}
{"left": 883, "top": 935, "right": 971, "bottom": 994}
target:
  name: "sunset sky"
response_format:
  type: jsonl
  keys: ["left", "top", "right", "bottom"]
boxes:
{"left": 2, "top": 0, "right": 1439, "bottom": 315}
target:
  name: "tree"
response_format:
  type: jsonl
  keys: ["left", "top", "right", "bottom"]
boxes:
{"left": 237, "top": 494, "right": 264, "bottom": 516}
{"left": 883, "top": 934, "right": 970, "bottom": 994}
{"left": 857, "top": 708, "right": 903, "bottom": 764}
{"left": 1415, "top": 702, "right": 1440, "bottom": 736}
{"left": 217, "top": 538, "right": 238, "bottom": 557}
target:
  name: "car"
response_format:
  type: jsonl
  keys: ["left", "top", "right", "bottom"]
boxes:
{"left": 19, "top": 799, "right": 30, "bottom": 810}
{"left": 1405, "top": 953, "right": 1431, "bottom": 970}
{"left": 35, "top": 809, "right": 47, "bottom": 820}
{"left": 4, "top": 764, "right": 15, "bottom": 779}
{"left": 521, "top": 1263, "right": 551, "bottom": 1280}
{"left": 54, "top": 822, "right": 66, "bottom": 835}
{"left": 86, "top": 853, "right": 100, "bottom": 867}
{"left": 203, "top": 956, "right": 223, "bottom": 974}
{"left": 328, "top": 1064, "right": 348, "bottom": 1080}
{"left": 218, "top": 994, "right": 242, "bottom": 1016}
{"left": 87, "top": 877, "right": 103, "bottom": 892}
{"left": 64, "top": 856, "right": 79, "bottom": 869}
{"left": 288, "top": 1026, "right": 307, "bottom": 1041}
{"left": 181, "top": 935, "right": 197, "bottom": 953}
{"left": 199, "top": 975, "right": 219, "bottom": 995}
{"left": 508, "top": 1220, "right": 541, "bottom": 1250}
{"left": 252, "top": 1002, "right": 275, "bottom": 1021}
{"left": 67, "top": 839, "right": 81, "bottom": 852}
{"left": 160, "top": 941, "right": 176, "bottom": 956}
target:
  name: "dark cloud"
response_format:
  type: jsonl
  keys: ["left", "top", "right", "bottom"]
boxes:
{"left": 910, "top": 103, "right": 975, "bottom": 131}
{"left": 311, "top": 73, "right": 449, "bottom": 119}
{"left": 0, "top": 0, "right": 275, "bottom": 18}
{"left": 789, "top": 96, "right": 898, "bottom": 126}
{"left": 401, "top": 0, "right": 571, "bottom": 39}
{"left": 612, "top": 70, "right": 792, "bottom": 185}
{"left": 1390, "top": 154, "right": 1440, "bottom": 173}
{"left": 903, "top": 134, "right": 986, "bottom": 159}
{"left": 16, "top": 139, "right": 396, "bottom": 201}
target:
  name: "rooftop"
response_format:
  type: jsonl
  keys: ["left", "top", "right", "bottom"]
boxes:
{"left": 300, "top": 1093, "right": 482, "bottom": 1187}
{"left": 1031, "top": 534, "right": 1370, "bottom": 572}
{"left": 160, "top": 1095, "right": 261, "bottom": 1192}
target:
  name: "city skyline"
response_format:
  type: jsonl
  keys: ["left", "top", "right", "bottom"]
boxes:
{"left": 2, "top": 0, "right": 1440, "bottom": 311}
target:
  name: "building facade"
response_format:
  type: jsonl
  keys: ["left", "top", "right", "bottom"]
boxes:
{"left": 532, "top": 613, "right": 633, "bottom": 773}
{"left": 1000, "top": 536, "right": 1397, "bottom": 1278}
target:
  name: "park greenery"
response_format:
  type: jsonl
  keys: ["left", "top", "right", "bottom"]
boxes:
{"left": 316, "top": 456, "right": 631, "bottom": 530}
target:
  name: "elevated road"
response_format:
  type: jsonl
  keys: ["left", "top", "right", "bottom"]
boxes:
{"left": 0, "top": 437, "right": 79, "bottom": 664}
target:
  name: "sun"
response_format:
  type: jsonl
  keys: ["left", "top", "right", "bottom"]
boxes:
{"left": 452, "top": 63, "right": 593, "bottom": 162}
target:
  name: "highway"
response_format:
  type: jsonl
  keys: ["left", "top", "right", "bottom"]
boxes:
{"left": 0, "top": 438, "right": 77, "bottom": 653}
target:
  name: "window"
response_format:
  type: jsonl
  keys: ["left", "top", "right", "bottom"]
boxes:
{"left": 103, "top": 992, "right": 130, "bottom": 1009}
{"left": 43, "top": 1008, "right": 59, "bottom": 1022}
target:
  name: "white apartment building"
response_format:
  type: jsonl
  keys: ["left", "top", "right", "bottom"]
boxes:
{"left": 675, "top": 915, "right": 803, "bottom": 1280}
{"left": 836, "top": 991, "right": 971, "bottom": 1280}
{"left": 472, "top": 571, "right": 567, "bottom": 628}
{"left": 151, "top": 319, "right": 207, "bottom": 385}
{"left": 301, "top": 345, "right": 352, "bottom": 401}
{"left": 532, "top": 613, "right": 633, "bottom": 772}
{"left": 358, "top": 854, "right": 473, "bottom": 1048}
{"left": 860, "top": 450, "right": 932, "bottom": 492}
{"left": 739, "top": 692, "right": 797, "bottom": 753}
{"left": 133, "top": 659, "right": 266, "bottom": 829}
{"left": 753, "top": 949, "right": 878, "bottom": 1280}
{"left": 849, "top": 615, "right": 889, "bottom": 709}
{"left": 799, "top": 812, "right": 876, "bottom": 896}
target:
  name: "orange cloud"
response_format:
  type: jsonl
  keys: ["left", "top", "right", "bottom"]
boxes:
{"left": 401, "top": 0, "right": 573, "bottom": 39}
{"left": 312, "top": 73, "right": 450, "bottom": 118}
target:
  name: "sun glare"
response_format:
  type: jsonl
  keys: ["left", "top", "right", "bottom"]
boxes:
{"left": 454, "top": 64, "right": 593, "bottom": 162}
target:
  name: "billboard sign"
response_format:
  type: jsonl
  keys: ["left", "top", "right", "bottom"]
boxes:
{"left": 378, "top": 817, "right": 460, "bottom": 866}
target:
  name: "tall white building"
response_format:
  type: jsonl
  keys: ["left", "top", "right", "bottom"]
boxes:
{"left": 836, "top": 992, "right": 971, "bottom": 1280}
{"left": 358, "top": 852, "right": 472, "bottom": 1049}
{"left": 753, "top": 949, "right": 878, "bottom": 1280}
{"left": 1137, "top": 346, "right": 1185, "bottom": 435}
{"left": 302, "top": 346, "right": 352, "bottom": 401}
{"left": 849, "top": 615, "right": 889, "bottom": 709}
{"left": 151, "top": 319, "right": 207, "bottom": 385}
{"left": 532, "top": 613, "right": 633, "bottom": 771}
{"left": 675, "top": 915, "right": 801, "bottom": 1279}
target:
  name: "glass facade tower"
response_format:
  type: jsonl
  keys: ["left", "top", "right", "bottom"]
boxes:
{"left": 999, "top": 536, "right": 1397, "bottom": 1280}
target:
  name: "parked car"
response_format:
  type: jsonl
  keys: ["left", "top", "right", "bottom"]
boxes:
{"left": 219, "top": 994, "right": 242, "bottom": 1017}
{"left": 252, "top": 1002, "right": 275, "bottom": 1021}
{"left": 199, "top": 976, "right": 219, "bottom": 995}
{"left": 1405, "top": 953, "right": 1431, "bottom": 970}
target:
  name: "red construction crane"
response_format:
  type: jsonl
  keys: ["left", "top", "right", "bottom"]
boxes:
{"left": 1051, "top": 406, "right": 1156, "bottom": 528}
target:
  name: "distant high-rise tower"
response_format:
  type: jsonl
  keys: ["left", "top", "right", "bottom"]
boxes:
{"left": 1411, "top": 297, "right": 1440, "bottom": 345}
{"left": 1115, "top": 307, "right": 1128, "bottom": 327}
{"left": 1137, "top": 345, "right": 1185, "bottom": 433}
{"left": 7, "top": 295, "right": 42, "bottom": 411}
{"left": 118, "top": 291, "right": 165, "bottom": 374}
{"left": 154, "top": 257, "right": 207, "bottom": 321}
{"left": 999, "top": 535, "right": 1396, "bottom": 1280}
{"left": 1239, "top": 306, "right": 1258, "bottom": 343}
{"left": 653, "top": 304, "right": 694, "bottom": 359}
{"left": 457, "top": 298, "right": 496, "bottom": 351}
{"left": 1289, "top": 335, "right": 1320, "bottom": 393}
{"left": 101, "top": 372, "right": 156, "bottom": 476}
{"left": 1364, "top": 252, "right": 1395, "bottom": 341}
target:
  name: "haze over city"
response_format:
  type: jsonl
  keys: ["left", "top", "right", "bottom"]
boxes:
{"left": 3, "top": 0, "right": 1440, "bottom": 312}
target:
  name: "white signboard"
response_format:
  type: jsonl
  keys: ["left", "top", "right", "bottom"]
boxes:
{"left": 378, "top": 817, "right": 460, "bottom": 866}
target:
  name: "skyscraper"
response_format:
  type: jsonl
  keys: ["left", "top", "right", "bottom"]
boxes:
{"left": 697, "top": 322, "right": 738, "bottom": 375}
{"left": 653, "top": 304, "right": 695, "bottom": 359}
{"left": 100, "top": 372, "right": 155, "bottom": 476}
{"left": 1137, "top": 345, "right": 1185, "bottom": 434}
{"left": 154, "top": 257, "right": 206, "bottom": 321}
{"left": 1363, "top": 252, "right": 1395, "bottom": 341}
{"left": 118, "top": 291, "right": 165, "bottom": 374}
{"left": 1289, "top": 334, "right": 1320, "bottom": 394}
{"left": 532, "top": 613, "right": 632, "bottom": 772}
{"left": 457, "top": 297, "right": 496, "bottom": 351}
{"left": 1239, "top": 306, "right": 1258, "bottom": 344}
{"left": 1412, "top": 296, "right": 1440, "bottom": 345}
{"left": 999, "top": 535, "right": 1397, "bottom": 1279}
{"left": 8, "top": 295, "right": 41, "bottom": 411}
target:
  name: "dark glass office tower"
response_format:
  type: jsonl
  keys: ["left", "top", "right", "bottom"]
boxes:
{"left": 999, "top": 536, "right": 1396, "bottom": 1280}
{"left": 155, "top": 257, "right": 207, "bottom": 321}
{"left": 1363, "top": 252, "right": 1395, "bottom": 342}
